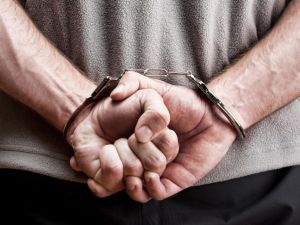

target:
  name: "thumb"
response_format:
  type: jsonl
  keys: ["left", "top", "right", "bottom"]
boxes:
{"left": 110, "top": 71, "right": 167, "bottom": 101}
{"left": 134, "top": 89, "right": 170, "bottom": 143}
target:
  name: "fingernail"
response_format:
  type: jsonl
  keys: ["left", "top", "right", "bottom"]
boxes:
{"left": 136, "top": 126, "right": 153, "bottom": 143}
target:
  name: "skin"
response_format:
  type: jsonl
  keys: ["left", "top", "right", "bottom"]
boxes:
{"left": 0, "top": 0, "right": 300, "bottom": 203}
{"left": 0, "top": 0, "right": 178, "bottom": 201}
{"left": 110, "top": 73, "right": 237, "bottom": 202}
{"left": 110, "top": 0, "right": 300, "bottom": 201}
{"left": 67, "top": 89, "right": 179, "bottom": 199}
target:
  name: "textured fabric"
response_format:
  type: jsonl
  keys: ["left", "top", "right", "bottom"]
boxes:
{"left": 1, "top": 167, "right": 300, "bottom": 225}
{"left": 0, "top": 0, "right": 299, "bottom": 184}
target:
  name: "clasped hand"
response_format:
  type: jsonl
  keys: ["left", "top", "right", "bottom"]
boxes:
{"left": 67, "top": 71, "right": 237, "bottom": 203}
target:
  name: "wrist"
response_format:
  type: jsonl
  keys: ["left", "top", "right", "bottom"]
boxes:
{"left": 49, "top": 71, "right": 96, "bottom": 132}
{"left": 209, "top": 103, "right": 238, "bottom": 142}
{"left": 64, "top": 101, "right": 95, "bottom": 145}
{"left": 186, "top": 73, "right": 246, "bottom": 138}
{"left": 21, "top": 61, "right": 96, "bottom": 132}
{"left": 207, "top": 71, "right": 250, "bottom": 130}
{"left": 0, "top": 0, "right": 97, "bottom": 133}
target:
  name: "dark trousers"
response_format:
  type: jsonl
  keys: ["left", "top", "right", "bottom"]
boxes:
{"left": 1, "top": 166, "right": 300, "bottom": 225}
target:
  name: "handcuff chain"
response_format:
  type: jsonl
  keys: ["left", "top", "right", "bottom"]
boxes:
{"left": 63, "top": 69, "right": 246, "bottom": 139}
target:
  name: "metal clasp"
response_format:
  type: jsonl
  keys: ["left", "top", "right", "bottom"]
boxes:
{"left": 123, "top": 68, "right": 192, "bottom": 78}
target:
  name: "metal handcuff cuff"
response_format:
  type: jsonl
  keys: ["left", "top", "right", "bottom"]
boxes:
{"left": 63, "top": 69, "right": 246, "bottom": 139}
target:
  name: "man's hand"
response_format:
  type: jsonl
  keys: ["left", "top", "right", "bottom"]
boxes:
{"left": 111, "top": 72, "right": 237, "bottom": 201}
{"left": 67, "top": 89, "right": 179, "bottom": 200}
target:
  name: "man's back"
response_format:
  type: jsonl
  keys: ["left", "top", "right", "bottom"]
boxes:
{"left": 1, "top": 0, "right": 298, "bottom": 185}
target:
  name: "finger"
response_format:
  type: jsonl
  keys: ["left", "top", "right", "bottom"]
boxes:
{"left": 74, "top": 150, "right": 101, "bottom": 177}
{"left": 134, "top": 89, "right": 170, "bottom": 143}
{"left": 114, "top": 138, "right": 143, "bottom": 177}
{"left": 70, "top": 156, "right": 82, "bottom": 172}
{"left": 94, "top": 144, "right": 124, "bottom": 192}
{"left": 151, "top": 128, "right": 179, "bottom": 163}
{"left": 87, "top": 178, "right": 113, "bottom": 198}
{"left": 70, "top": 124, "right": 108, "bottom": 178}
{"left": 128, "top": 134, "right": 167, "bottom": 175}
{"left": 144, "top": 171, "right": 181, "bottom": 200}
{"left": 114, "top": 138, "right": 151, "bottom": 203}
{"left": 125, "top": 176, "right": 152, "bottom": 203}
{"left": 111, "top": 71, "right": 167, "bottom": 101}
{"left": 144, "top": 162, "right": 197, "bottom": 200}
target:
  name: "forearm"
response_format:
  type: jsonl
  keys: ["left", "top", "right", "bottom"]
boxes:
{"left": 0, "top": 0, "right": 95, "bottom": 131}
{"left": 208, "top": 0, "right": 300, "bottom": 129}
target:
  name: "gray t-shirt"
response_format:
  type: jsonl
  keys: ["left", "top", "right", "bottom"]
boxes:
{"left": 0, "top": 0, "right": 299, "bottom": 185}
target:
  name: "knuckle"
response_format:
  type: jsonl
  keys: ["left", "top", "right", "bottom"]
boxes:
{"left": 159, "top": 131, "right": 177, "bottom": 149}
{"left": 124, "top": 161, "right": 143, "bottom": 176}
{"left": 143, "top": 154, "right": 166, "bottom": 172}
{"left": 163, "top": 131, "right": 179, "bottom": 161}
{"left": 114, "top": 138, "right": 127, "bottom": 147}
{"left": 148, "top": 110, "right": 169, "bottom": 128}
{"left": 169, "top": 130, "right": 179, "bottom": 149}
{"left": 74, "top": 149, "right": 90, "bottom": 161}
{"left": 141, "top": 89, "right": 170, "bottom": 122}
{"left": 168, "top": 129, "right": 178, "bottom": 141}
{"left": 128, "top": 135, "right": 137, "bottom": 148}
{"left": 103, "top": 163, "right": 123, "bottom": 176}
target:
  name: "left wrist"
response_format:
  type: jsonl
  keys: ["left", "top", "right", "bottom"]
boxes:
{"left": 207, "top": 72, "right": 249, "bottom": 130}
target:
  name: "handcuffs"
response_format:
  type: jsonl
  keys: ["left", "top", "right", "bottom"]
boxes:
{"left": 63, "top": 69, "right": 245, "bottom": 139}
